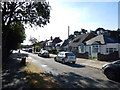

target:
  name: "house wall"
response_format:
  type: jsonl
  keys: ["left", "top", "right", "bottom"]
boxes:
{"left": 100, "top": 43, "right": 119, "bottom": 54}
{"left": 78, "top": 43, "right": 120, "bottom": 59}
{"left": 79, "top": 45, "right": 99, "bottom": 58}
{"left": 98, "top": 43, "right": 120, "bottom": 60}
{"left": 78, "top": 46, "right": 89, "bottom": 58}
{"left": 46, "top": 41, "right": 52, "bottom": 46}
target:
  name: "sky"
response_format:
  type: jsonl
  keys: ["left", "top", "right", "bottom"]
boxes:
{"left": 22, "top": 0, "right": 119, "bottom": 45}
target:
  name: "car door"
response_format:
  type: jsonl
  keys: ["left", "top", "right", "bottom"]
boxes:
{"left": 59, "top": 53, "right": 64, "bottom": 61}
{"left": 56, "top": 53, "right": 61, "bottom": 61}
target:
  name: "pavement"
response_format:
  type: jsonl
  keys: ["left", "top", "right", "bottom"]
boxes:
{"left": 49, "top": 54, "right": 109, "bottom": 69}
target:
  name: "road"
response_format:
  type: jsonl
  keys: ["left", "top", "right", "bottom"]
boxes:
{"left": 23, "top": 51, "right": 120, "bottom": 88}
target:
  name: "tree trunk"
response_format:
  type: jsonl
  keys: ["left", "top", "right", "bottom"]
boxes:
{"left": 2, "top": 25, "right": 11, "bottom": 63}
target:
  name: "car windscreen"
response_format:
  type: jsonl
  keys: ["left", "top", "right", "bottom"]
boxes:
{"left": 65, "top": 53, "right": 75, "bottom": 56}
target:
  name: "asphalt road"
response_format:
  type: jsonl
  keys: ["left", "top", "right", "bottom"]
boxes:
{"left": 23, "top": 51, "right": 120, "bottom": 88}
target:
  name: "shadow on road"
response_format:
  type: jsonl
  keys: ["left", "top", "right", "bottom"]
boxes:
{"left": 44, "top": 72, "right": 120, "bottom": 88}
{"left": 2, "top": 52, "right": 120, "bottom": 89}
{"left": 65, "top": 63, "right": 85, "bottom": 68}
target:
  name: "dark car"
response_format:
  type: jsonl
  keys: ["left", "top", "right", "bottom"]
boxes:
{"left": 102, "top": 60, "right": 120, "bottom": 82}
{"left": 28, "top": 48, "right": 32, "bottom": 53}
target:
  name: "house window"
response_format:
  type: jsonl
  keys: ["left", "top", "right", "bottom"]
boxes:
{"left": 114, "top": 48, "right": 116, "bottom": 51}
{"left": 106, "top": 48, "right": 117, "bottom": 54}
{"left": 109, "top": 48, "right": 114, "bottom": 53}
{"left": 106, "top": 48, "right": 109, "bottom": 53}
{"left": 80, "top": 45, "right": 84, "bottom": 53}
{"left": 92, "top": 45, "right": 99, "bottom": 53}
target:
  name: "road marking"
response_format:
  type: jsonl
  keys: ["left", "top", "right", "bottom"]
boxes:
{"left": 28, "top": 57, "right": 38, "bottom": 63}
{"left": 41, "top": 65, "right": 47, "bottom": 67}
{"left": 31, "top": 59, "right": 38, "bottom": 63}
{"left": 28, "top": 57, "right": 32, "bottom": 59}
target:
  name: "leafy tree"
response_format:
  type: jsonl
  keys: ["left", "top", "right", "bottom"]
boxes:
{"left": 69, "top": 34, "right": 75, "bottom": 40}
{"left": 81, "top": 29, "right": 87, "bottom": 34}
{"left": 2, "top": 1, "right": 51, "bottom": 61}
{"left": 29, "top": 37, "right": 39, "bottom": 52}
{"left": 74, "top": 31, "right": 81, "bottom": 36}
{"left": 29, "top": 37, "right": 38, "bottom": 44}
{"left": 6, "top": 21, "right": 26, "bottom": 50}
{"left": 117, "top": 28, "right": 120, "bottom": 31}
{"left": 95, "top": 28, "right": 106, "bottom": 35}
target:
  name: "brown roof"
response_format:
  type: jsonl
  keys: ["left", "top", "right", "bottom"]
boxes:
{"left": 69, "top": 32, "right": 96, "bottom": 47}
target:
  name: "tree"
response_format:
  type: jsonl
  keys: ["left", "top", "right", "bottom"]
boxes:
{"left": 117, "top": 28, "right": 120, "bottom": 31}
{"left": 29, "top": 37, "right": 38, "bottom": 45}
{"left": 6, "top": 21, "right": 26, "bottom": 51}
{"left": 29, "top": 37, "right": 39, "bottom": 52}
{"left": 2, "top": 1, "right": 51, "bottom": 61}
{"left": 68, "top": 34, "right": 75, "bottom": 40}
{"left": 74, "top": 31, "right": 81, "bottom": 37}
{"left": 95, "top": 28, "right": 106, "bottom": 35}
{"left": 81, "top": 29, "right": 87, "bottom": 34}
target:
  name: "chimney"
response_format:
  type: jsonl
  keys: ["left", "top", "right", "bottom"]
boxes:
{"left": 50, "top": 36, "right": 53, "bottom": 40}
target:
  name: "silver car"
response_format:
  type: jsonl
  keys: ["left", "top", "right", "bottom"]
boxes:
{"left": 54, "top": 52, "right": 76, "bottom": 64}
{"left": 38, "top": 50, "right": 49, "bottom": 58}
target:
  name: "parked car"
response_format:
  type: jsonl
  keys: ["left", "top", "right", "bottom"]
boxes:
{"left": 38, "top": 50, "right": 49, "bottom": 58}
{"left": 102, "top": 60, "right": 120, "bottom": 82}
{"left": 54, "top": 52, "right": 76, "bottom": 64}
{"left": 28, "top": 48, "right": 32, "bottom": 53}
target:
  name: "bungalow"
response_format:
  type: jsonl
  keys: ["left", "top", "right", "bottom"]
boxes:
{"left": 66, "top": 32, "right": 96, "bottom": 52}
{"left": 45, "top": 37, "right": 62, "bottom": 51}
{"left": 62, "top": 32, "right": 96, "bottom": 58}
{"left": 38, "top": 40, "right": 48, "bottom": 50}
{"left": 80, "top": 35, "right": 120, "bottom": 60}
{"left": 61, "top": 39, "right": 69, "bottom": 51}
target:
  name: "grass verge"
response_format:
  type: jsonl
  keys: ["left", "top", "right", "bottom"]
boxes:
{"left": 22, "top": 58, "right": 61, "bottom": 88}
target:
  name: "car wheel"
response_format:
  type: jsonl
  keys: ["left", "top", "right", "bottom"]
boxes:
{"left": 62, "top": 59, "right": 65, "bottom": 64}
{"left": 48, "top": 55, "right": 49, "bottom": 58}
{"left": 54, "top": 57, "right": 57, "bottom": 61}
{"left": 104, "top": 69, "right": 116, "bottom": 81}
{"left": 72, "top": 61, "right": 76, "bottom": 64}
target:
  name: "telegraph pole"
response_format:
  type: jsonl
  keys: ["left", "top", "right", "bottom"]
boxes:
{"left": 68, "top": 26, "right": 70, "bottom": 51}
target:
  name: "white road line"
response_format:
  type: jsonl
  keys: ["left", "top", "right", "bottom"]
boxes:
{"left": 41, "top": 65, "right": 47, "bottom": 67}
{"left": 28, "top": 57, "right": 32, "bottom": 59}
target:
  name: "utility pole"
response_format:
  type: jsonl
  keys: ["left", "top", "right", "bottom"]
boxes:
{"left": 68, "top": 26, "right": 70, "bottom": 51}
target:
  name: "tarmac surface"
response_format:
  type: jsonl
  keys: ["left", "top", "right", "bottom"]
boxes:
{"left": 2, "top": 51, "right": 117, "bottom": 89}
{"left": 49, "top": 54, "right": 109, "bottom": 69}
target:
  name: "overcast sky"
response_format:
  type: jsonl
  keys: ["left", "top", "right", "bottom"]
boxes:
{"left": 22, "top": 0, "right": 119, "bottom": 45}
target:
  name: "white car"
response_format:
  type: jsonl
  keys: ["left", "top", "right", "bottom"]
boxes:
{"left": 54, "top": 52, "right": 76, "bottom": 64}
{"left": 38, "top": 50, "right": 49, "bottom": 58}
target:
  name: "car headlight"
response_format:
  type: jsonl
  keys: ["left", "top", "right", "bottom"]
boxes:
{"left": 102, "top": 63, "right": 108, "bottom": 69}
